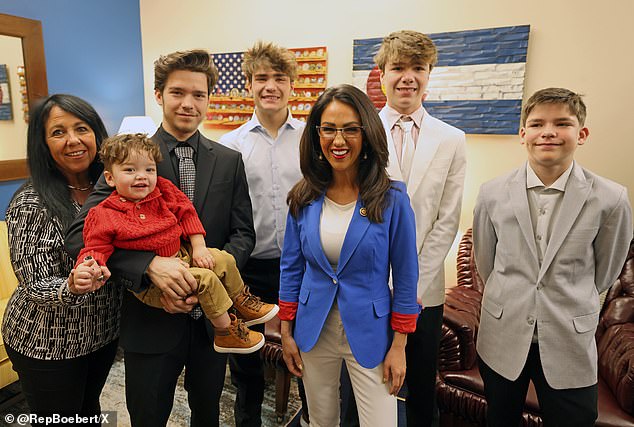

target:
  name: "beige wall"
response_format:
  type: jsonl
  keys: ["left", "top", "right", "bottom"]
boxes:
{"left": 0, "top": 35, "right": 27, "bottom": 161}
{"left": 140, "top": 0, "right": 634, "bottom": 285}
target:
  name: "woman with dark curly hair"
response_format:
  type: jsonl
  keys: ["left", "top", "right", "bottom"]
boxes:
{"left": 2, "top": 94, "right": 121, "bottom": 422}
{"left": 279, "top": 84, "right": 419, "bottom": 426}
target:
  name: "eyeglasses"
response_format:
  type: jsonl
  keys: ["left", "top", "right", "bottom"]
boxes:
{"left": 316, "top": 126, "right": 364, "bottom": 140}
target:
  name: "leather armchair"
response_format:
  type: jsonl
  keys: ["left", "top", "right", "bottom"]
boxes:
{"left": 437, "top": 228, "right": 634, "bottom": 427}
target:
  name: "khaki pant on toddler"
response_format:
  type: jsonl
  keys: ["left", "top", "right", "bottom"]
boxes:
{"left": 133, "top": 245, "right": 279, "bottom": 354}
{"left": 134, "top": 246, "right": 241, "bottom": 318}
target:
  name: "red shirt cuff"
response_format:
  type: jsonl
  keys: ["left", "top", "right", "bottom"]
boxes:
{"left": 75, "top": 250, "right": 107, "bottom": 269}
{"left": 278, "top": 300, "right": 298, "bottom": 321}
{"left": 181, "top": 216, "right": 206, "bottom": 237}
{"left": 391, "top": 312, "right": 418, "bottom": 334}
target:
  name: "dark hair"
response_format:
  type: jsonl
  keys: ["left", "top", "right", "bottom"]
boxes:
{"left": 100, "top": 133, "right": 163, "bottom": 171}
{"left": 25, "top": 94, "right": 107, "bottom": 229}
{"left": 154, "top": 49, "right": 219, "bottom": 94}
{"left": 287, "top": 84, "right": 392, "bottom": 223}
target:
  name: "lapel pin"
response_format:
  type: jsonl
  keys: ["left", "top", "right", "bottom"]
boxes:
{"left": 359, "top": 207, "right": 367, "bottom": 217}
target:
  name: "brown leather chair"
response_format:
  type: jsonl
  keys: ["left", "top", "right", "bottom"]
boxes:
{"left": 437, "top": 228, "right": 634, "bottom": 427}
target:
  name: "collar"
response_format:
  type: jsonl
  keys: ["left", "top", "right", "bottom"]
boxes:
{"left": 156, "top": 125, "right": 200, "bottom": 153}
{"left": 526, "top": 161, "right": 574, "bottom": 191}
{"left": 383, "top": 104, "right": 425, "bottom": 131}
{"left": 103, "top": 185, "right": 163, "bottom": 211}
{"left": 245, "top": 109, "right": 301, "bottom": 134}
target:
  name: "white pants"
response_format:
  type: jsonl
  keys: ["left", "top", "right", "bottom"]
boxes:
{"left": 300, "top": 303, "right": 397, "bottom": 427}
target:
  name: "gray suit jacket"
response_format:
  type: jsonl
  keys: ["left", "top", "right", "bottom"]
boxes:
{"left": 473, "top": 162, "right": 632, "bottom": 389}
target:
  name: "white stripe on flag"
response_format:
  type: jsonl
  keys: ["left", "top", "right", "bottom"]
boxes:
{"left": 428, "top": 63, "right": 526, "bottom": 101}
{"left": 352, "top": 71, "right": 370, "bottom": 93}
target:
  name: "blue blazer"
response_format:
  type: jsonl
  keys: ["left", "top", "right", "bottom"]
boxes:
{"left": 279, "top": 181, "right": 419, "bottom": 368}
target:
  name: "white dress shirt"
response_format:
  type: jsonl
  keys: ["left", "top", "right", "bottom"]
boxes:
{"left": 383, "top": 104, "right": 424, "bottom": 163}
{"left": 526, "top": 162, "right": 574, "bottom": 265}
{"left": 220, "top": 111, "right": 304, "bottom": 258}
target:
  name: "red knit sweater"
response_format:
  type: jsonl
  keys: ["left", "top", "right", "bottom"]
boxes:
{"left": 77, "top": 176, "right": 205, "bottom": 268}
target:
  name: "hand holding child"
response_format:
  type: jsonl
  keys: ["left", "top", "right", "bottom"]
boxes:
{"left": 147, "top": 256, "right": 198, "bottom": 299}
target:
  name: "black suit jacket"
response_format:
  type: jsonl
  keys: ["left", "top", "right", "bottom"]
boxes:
{"left": 65, "top": 130, "right": 255, "bottom": 354}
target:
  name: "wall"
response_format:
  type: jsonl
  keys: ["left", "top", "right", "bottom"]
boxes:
{"left": 0, "top": 35, "right": 27, "bottom": 161}
{"left": 139, "top": 0, "right": 634, "bottom": 284}
{"left": 0, "top": 0, "right": 146, "bottom": 215}
{"left": 0, "top": 0, "right": 145, "bottom": 135}
{"left": 0, "top": 181, "right": 21, "bottom": 220}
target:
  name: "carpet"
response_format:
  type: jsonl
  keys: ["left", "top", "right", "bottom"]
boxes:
{"left": 0, "top": 348, "right": 302, "bottom": 427}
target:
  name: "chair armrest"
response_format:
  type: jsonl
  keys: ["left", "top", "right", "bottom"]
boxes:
{"left": 261, "top": 317, "right": 289, "bottom": 370}
{"left": 597, "top": 322, "right": 634, "bottom": 416}
{"left": 439, "top": 286, "right": 483, "bottom": 372}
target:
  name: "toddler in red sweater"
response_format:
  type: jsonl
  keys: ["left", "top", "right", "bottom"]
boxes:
{"left": 74, "top": 133, "right": 278, "bottom": 354}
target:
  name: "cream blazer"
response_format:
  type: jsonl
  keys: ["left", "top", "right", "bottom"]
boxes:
{"left": 380, "top": 107, "right": 466, "bottom": 307}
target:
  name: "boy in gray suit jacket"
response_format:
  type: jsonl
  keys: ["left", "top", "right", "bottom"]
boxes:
{"left": 473, "top": 87, "right": 632, "bottom": 426}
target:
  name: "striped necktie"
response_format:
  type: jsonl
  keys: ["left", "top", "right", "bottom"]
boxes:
{"left": 398, "top": 117, "right": 415, "bottom": 184}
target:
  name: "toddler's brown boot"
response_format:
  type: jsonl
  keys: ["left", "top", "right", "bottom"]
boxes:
{"left": 233, "top": 286, "right": 279, "bottom": 326}
{"left": 213, "top": 313, "right": 265, "bottom": 354}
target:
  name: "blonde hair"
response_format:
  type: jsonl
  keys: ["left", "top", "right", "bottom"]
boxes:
{"left": 242, "top": 41, "right": 298, "bottom": 83}
{"left": 100, "top": 133, "right": 163, "bottom": 171}
{"left": 522, "top": 88, "right": 587, "bottom": 126}
{"left": 374, "top": 30, "right": 438, "bottom": 72}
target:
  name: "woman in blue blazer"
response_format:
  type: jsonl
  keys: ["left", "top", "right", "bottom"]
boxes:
{"left": 279, "top": 84, "right": 419, "bottom": 426}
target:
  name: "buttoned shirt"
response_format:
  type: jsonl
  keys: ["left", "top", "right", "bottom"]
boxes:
{"left": 383, "top": 104, "right": 424, "bottom": 163}
{"left": 526, "top": 162, "right": 573, "bottom": 266}
{"left": 220, "top": 111, "right": 304, "bottom": 258}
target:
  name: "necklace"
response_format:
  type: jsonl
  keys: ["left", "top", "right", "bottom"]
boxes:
{"left": 67, "top": 182, "right": 93, "bottom": 191}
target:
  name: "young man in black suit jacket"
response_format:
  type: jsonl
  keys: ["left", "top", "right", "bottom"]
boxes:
{"left": 66, "top": 49, "right": 255, "bottom": 427}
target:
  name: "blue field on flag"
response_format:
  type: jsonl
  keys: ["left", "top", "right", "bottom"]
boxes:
{"left": 212, "top": 51, "right": 246, "bottom": 94}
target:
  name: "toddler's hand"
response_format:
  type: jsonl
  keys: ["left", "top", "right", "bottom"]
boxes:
{"left": 73, "top": 257, "right": 113, "bottom": 294}
{"left": 192, "top": 246, "right": 215, "bottom": 269}
{"left": 70, "top": 257, "right": 106, "bottom": 294}
{"left": 71, "top": 264, "right": 94, "bottom": 294}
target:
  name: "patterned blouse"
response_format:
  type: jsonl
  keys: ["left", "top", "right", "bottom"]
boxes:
{"left": 2, "top": 183, "right": 122, "bottom": 360}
